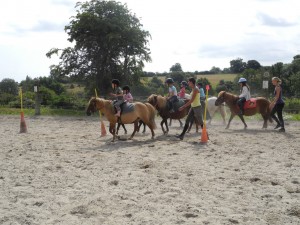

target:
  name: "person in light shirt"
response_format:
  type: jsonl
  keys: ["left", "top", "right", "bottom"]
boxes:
{"left": 237, "top": 77, "right": 251, "bottom": 115}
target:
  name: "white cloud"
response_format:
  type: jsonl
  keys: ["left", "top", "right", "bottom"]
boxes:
{"left": 0, "top": 0, "right": 299, "bottom": 82}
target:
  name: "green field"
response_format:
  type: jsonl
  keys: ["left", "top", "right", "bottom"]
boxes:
{"left": 143, "top": 74, "right": 236, "bottom": 89}
{"left": 196, "top": 74, "right": 236, "bottom": 88}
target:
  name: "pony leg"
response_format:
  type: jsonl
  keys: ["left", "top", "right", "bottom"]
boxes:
{"left": 109, "top": 123, "right": 117, "bottom": 142}
{"left": 237, "top": 114, "right": 248, "bottom": 129}
{"left": 129, "top": 121, "right": 139, "bottom": 140}
{"left": 116, "top": 123, "right": 120, "bottom": 135}
{"left": 220, "top": 106, "right": 226, "bottom": 125}
{"left": 261, "top": 114, "right": 268, "bottom": 129}
{"left": 168, "top": 119, "right": 173, "bottom": 126}
{"left": 122, "top": 124, "right": 127, "bottom": 134}
{"left": 226, "top": 114, "right": 235, "bottom": 129}
{"left": 178, "top": 119, "right": 183, "bottom": 127}
{"left": 161, "top": 119, "right": 168, "bottom": 134}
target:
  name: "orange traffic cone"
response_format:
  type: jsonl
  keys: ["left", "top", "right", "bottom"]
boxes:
{"left": 20, "top": 112, "right": 27, "bottom": 133}
{"left": 100, "top": 120, "right": 107, "bottom": 137}
{"left": 200, "top": 126, "right": 209, "bottom": 143}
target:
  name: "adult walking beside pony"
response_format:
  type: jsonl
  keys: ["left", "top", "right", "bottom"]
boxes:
{"left": 176, "top": 77, "right": 204, "bottom": 140}
{"left": 269, "top": 77, "right": 285, "bottom": 132}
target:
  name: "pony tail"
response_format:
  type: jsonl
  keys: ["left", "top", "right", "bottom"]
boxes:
{"left": 145, "top": 103, "right": 157, "bottom": 129}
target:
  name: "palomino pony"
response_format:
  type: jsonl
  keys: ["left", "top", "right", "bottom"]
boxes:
{"left": 215, "top": 91, "right": 272, "bottom": 129}
{"left": 86, "top": 97, "right": 156, "bottom": 141}
{"left": 147, "top": 94, "right": 190, "bottom": 134}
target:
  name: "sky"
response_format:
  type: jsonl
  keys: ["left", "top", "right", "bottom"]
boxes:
{"left": 1, "top": 0, "right": 299, "bottom": 82}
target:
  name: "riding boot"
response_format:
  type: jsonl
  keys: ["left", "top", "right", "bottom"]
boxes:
{"left": 176, "top": 124, "right": 189, "bottom": 140}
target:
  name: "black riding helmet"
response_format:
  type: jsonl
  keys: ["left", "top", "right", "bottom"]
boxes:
{"left": 165, "top": 78, "right": 174, "bottom": 84}
{"left": 122, "top": 85, "right": 130, "bottom": 92}
{"left": 181, "top": 81, "right": 188, "bottom": 87}
{"left": 111, "top": 79, "right": 120, "bottom": 86}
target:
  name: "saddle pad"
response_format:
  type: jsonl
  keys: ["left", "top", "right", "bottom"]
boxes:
{"left": 244, "top": 98, "right": 256, "bottom": 109}
{"left": 121, "top": 102, "right": 135, "bottom": 114}
{"left": 173, "top": 99, "right": 186, "bottom": 111}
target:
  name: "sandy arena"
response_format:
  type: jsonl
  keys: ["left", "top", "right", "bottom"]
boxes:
{"left": 0, "top": 115, "right": 299, "bottom": 225}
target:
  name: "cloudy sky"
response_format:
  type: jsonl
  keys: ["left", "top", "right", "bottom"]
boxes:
{"left": 1, "top": 0, "right": 299, "bottom": 82}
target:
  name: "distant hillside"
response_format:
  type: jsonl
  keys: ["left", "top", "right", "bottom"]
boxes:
{"left": 196, "top": 74, "right": 236, "bottom": 88}
{"left": 143, "top": 74, "right": 236, "bottom": 89}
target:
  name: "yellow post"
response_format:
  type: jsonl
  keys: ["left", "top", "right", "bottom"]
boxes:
{"left": 200, "top": 85, "right": 209, "bottom": 143}
{"left": 19, "top": 87, "right": 23, "bottom": 112}
{"left": 95, "top": 89, "right": 107, "bottom": 136}
{"left": 19, "top": 87, "right": 27, "bottom": 133}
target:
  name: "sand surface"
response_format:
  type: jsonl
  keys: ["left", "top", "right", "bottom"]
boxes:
{"left": 0, "top": 115, "right": 299, "bottom": 225}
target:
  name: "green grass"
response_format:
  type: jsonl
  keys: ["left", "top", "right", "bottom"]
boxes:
{"left": 0, "top": 106, "right": 86, "bottom": 116}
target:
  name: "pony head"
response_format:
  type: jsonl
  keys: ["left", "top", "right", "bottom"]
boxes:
{"left": 86, "top": 97, "right": 98, "bottom": 116}
{"left": 215, "top": 91, "right": 226, "bottom": 106}
{"left": 147, "top": 94, "right": 158, "bottom": 106}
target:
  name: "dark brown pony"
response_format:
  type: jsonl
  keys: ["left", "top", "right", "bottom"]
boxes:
{"left": 215, "top": 91, "right": 272, "bottom": 129}
{"left": 86, "top": 97, "right": 156, "bottom": 141}
{"left": 147, "top": 94, "right": 190, "bottom": 134}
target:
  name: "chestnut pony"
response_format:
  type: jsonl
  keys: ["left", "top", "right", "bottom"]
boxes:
{"left": 86, "top": 97, "right": 156, "bottom": 141}
{"left": 215, "top": 91, "right": 272, "bottom": 129}
{"left": 147, "top": 94, "right": 190, "bottom": 134}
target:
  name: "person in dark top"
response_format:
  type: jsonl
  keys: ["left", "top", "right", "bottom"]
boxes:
{"left": 109, "top": 79, "right": 124, "bottom": 117}
{"left": 270, "top": 77, "right": 285, "bottom": 132}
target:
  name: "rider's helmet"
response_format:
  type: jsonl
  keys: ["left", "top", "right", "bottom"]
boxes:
{"left": 122, "top": 85, "right": 130, "bottom": 92}
{"left": 181, "top": 81, "right": 188, "bottom": 87}
{"left": 238, "top": 77, "right": 247, "bottom": 83}
{"left": 165, "top": 78, "right": 174, "bottom": 84}
{"left": 111, "top": 79, "right": 120, "bottom": 86}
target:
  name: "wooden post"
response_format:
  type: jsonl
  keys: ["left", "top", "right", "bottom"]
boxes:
{"left": 34, "top": 85, "right": 40, "bottom": 115}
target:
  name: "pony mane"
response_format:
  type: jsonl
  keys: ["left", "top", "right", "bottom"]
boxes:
{"left": 218, "top": 91, "right": 226, "bottom": 97}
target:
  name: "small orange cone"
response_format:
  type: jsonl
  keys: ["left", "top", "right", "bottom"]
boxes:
{"left": 20, "top": 112, "right": 27, "bottom": 133}
{"left": 200, "top": 126, "right": 209, "bottom": 143}
{"left": 100, "top": 120, "right": 107, "bottom": 137}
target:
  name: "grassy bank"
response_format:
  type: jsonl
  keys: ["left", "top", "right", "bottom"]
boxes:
{"left": 0, "top": 106, "right": 86, "bottom": 117}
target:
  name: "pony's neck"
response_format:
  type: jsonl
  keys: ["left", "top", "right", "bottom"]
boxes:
{"left": 158, "top": 95, "right": 167, "bottom": 108}
{"left": 96, "top": 98, "right": 114, "bottom": 114}
{"left": 225, "top": 93, "right": 238, "bottom": 106}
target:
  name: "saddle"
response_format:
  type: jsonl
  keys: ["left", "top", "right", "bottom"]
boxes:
{"left": 243, "top": 98, "right": 257, "bottom": 109}
{"left": 172, "top": 99, "right": 186, "bottom": 112}
{"left": 113, "top": 101, "right": 135, "bottom": 115}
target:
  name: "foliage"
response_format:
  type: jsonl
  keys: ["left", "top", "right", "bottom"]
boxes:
{"left": 284, "top": 98, "right": 300, "bottom": 114}
{"left": 46, "top": 0, "right": 151, "bottom": 94}
{"left": 170, "top": 63, "right": 183, "bottom": 72}
{"left": 230, "top": 58, "right": 246, "bottom": 73}
{"left": 0, "top": 78, "right": 18, "bottom": 95}
{"left": 196, "top": 77, "right": 214, "bottom": 95}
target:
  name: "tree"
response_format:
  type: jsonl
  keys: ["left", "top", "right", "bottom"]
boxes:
{"left": 0, "top": 78, "right": 18, "bottom": 95}
{"left": 46, "top": 0, "right": 151, "bottom": 93}
{"left": 0, "top": 78, "right": 19, "bottom": 105}
{"left": 170, "top": 63, "right": 183, "bottom": 72}
{"left": 246, "top": 60, "right": 261, "bottom": 70}
{"left": 230, "top": 58, "right": 246, "bottom": 73}
{"left": 210, "top": 66, "right": 221, "bottom": 74}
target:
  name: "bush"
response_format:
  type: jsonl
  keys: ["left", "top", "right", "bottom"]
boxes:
{"left": 284, "top": 98, "right": 300, "bottom": 114}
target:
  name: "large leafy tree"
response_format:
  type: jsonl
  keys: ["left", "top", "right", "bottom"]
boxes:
{"left": 47, "top": 0, "right": 151, "bottom": 94}
{"left": 170, "top": 63, "right": 183, "bottom": 72}
{"left": 230, "top": 58, "right": 246, "bottom": 73}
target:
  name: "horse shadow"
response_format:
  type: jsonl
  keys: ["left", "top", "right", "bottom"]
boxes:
{"left": 223, "top": 128, "right": 295, "bottom": 138}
